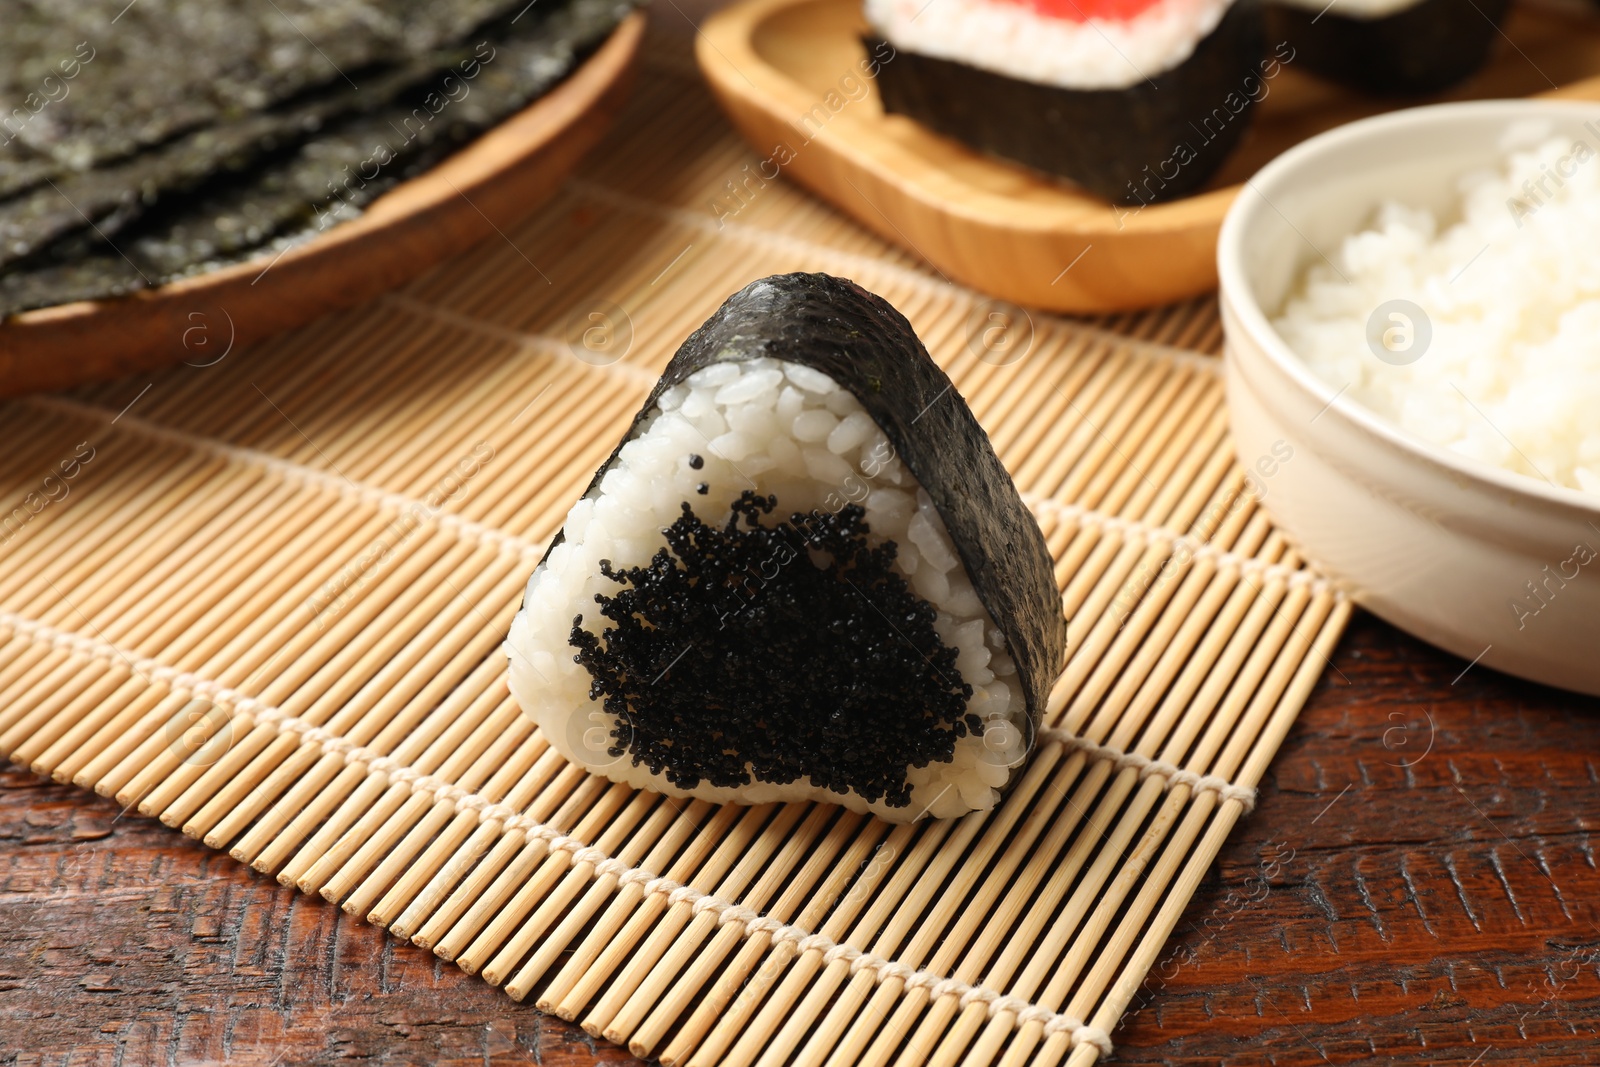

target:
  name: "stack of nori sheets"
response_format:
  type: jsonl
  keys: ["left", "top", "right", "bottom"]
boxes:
{"left": 0, "top": 0, "right": 635, "bottom": 317}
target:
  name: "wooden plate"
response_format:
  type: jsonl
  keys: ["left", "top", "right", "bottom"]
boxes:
{"left": 697, "top": 0, "right": 1600, "bottom": 312}
{"left": 0, "top": 11, "right": 646, "bottom": 398}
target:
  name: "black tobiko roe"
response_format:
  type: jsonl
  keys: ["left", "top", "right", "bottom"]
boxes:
{"left": 570, "top": 490, "right": 979, "bottom": 808}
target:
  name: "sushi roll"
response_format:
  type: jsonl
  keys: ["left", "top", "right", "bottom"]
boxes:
{"left": 1268, "top": 0, "right": 1511, "bottom": 95}
{"left": 864, "top": 0, "right": 1267, "bottom": 204}
{"left": 506, "top": 273, "right": 1065, "bottom": 821}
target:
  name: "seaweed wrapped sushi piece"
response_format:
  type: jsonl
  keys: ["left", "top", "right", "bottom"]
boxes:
{"left": 1267, "top": 0, "right": 1509, "bottom": 95}
{"left": 507, "top": 273, "right": 1065, "bottom": 821}
{"left": 864, "top": 0, "right": 1267, "bottom": 204}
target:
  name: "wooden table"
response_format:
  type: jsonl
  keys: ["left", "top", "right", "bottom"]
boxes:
{"left": 6, "top": 610, "right": 1598, "bottom": 1066}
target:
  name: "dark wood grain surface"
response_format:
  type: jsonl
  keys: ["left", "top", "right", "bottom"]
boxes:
{"left": 6, "top": 611, "right": 1599, "bottom": 1067}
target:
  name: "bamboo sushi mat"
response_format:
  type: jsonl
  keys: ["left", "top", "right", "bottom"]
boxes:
{"left": 0, "top": 31, "right": 1351, "bottom": 1067}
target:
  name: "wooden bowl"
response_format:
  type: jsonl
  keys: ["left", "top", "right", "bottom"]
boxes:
{"left": 696, "top": 0, "right": 1600, "bottom": 313}
{"left": 0, "top": 11, "right": 646, "bottom": 398}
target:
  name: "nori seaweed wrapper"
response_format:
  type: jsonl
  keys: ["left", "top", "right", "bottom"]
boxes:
{"left": 868, "top": 0, "right": 1266, "bottom": 204}
{"left": 0, "top": 10, "right": 538, "bottom": 269}
{"left": 1267, "top": 0, "right": 1509, "bottom": 96}
{"left": 0, "top": 147, "right": 62, "bottom": 202}
{"left": 0, "top": 0, "right": 527, "bottom": 170}
{"left": 0, "top": 252, "right": 145, "bottom": 313}
{"left": 549, "top": 273, "right": 1068, "bottom": 766}
{"left": 128, "top": 13, "right": 590, "bottom": 281}
{"left": 0, "top": 0, "right": 635, "bottom": 316}
{"left": 0, "top": 104, "right": 365, "bottom": 271}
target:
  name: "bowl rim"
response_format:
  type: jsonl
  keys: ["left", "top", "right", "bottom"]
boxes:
{"left": 1217, "top": 97, "right": 1600, "bottom": 516}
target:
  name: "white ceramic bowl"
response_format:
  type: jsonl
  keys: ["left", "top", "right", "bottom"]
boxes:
{"left": 1218, "top": 100, "right": 1600, "bottom": 696}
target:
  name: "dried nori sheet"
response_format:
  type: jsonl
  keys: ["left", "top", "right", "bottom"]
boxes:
{"left": 2, "top": 113, "right": 339, "bottom": 271}
{"left": 0, "top": 251, "right": 145, "bottom": 313}
{"left": 0, "top": 0, "right": 633, "bottom": 317}
{"left": 0, "top": 0, "right": 527, "bottom": 171}
{"left": 1267, "top": 0, "right": 1510, "bottom": 95}
{"left": 0, "top": 146, "right": 62, "bottom": 202}
{"left": 135, "top": 0, "right": 621, "bottom": 278}
{"left": 551, "top": 273, "right": 1068, "bottom": 791}
{"left": 870, "top": 0, "right": 1265, "bottom": 204}
{"left": 0, "top": 51, "right": 478, "bottom": 270}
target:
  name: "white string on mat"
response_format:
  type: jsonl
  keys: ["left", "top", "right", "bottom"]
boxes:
{"left": 1022, "top": 493, "right": 1335, "bottom": 595}
{"left": 565, "top": 177, "right": 1224, "bottom": 381}
{"left": 27, "top": 395, "right": 546, "bottom": 562}
{"left": 380, "top": 293, "right": 664, "bottom": 389}
{"left": 0, "top": 610, "right": 317, "bottom": 728}
{"left": 1035, "top": 727, "right": 1257, "bottom": 813}
{"left": 475, "top": 825, "right": 1114, "bottom": 1056}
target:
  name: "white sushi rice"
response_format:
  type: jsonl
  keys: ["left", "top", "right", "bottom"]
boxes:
{"left": 866, "top": 0, "right": 1231, "bottom": 90}
{"left": 1274, "top": 133, "right": 1600, "bottom": 495}
{"left": 507, "top": 356, "right": 1027, "bottom": 821}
